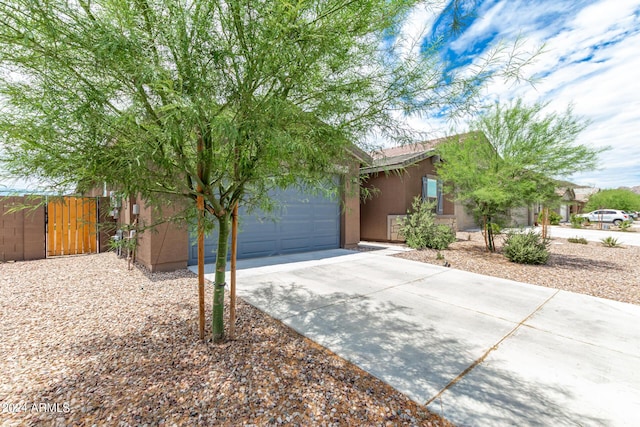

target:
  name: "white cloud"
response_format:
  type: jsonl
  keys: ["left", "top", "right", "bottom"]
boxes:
{"left": 451, "top": 0, "right": 640, "bottom": 188}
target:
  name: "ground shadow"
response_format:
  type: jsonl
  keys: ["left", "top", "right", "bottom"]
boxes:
{"left": 241, "top": 281, "right": 611, "bottom": 426}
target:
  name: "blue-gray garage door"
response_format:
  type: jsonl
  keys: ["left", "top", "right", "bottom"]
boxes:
{"left": 188, "top": 186, "right": 340, "bottom": 265}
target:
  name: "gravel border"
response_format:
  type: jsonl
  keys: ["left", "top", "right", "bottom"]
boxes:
{"left": 395, "top": 231, "right": 640, "bottom": 306}
{"left": 1, "top": 253, "right": 452, "bottom": 427}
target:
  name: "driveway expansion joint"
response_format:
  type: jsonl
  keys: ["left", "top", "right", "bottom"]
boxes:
{"left": 424, "top": 289, "right": 561, "bottom": 406}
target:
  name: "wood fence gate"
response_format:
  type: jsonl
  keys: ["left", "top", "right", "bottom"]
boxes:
{"left": 46, "top": 197, "right": 98, "bottom": 257}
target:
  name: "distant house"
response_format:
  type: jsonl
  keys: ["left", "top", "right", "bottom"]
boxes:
{"left": 511, "top": 185, "right": 599, "bottom": 226}
{"left": 573, "top": 186, "right": 600, "bottom": 213}
{"left": 359, "top": 134, "right": 476, "bottom": 242}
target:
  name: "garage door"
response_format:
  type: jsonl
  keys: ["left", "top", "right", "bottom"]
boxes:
{"left": 188, "top": 186, "right": 340, "bottom": 265}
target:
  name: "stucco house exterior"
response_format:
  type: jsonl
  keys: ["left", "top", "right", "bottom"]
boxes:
{"left": 102, "top": 150, "right": 369, "bottom": 272}
{"left": 359, "top": 134, "right": 476, "bottom": 242}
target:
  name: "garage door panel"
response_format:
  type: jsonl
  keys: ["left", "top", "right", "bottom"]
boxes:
{"left": 281, "top": 237, "right": 310, "bottom": 251}
{"left": 188, "top": 186, "right": 340, "bottom": 265}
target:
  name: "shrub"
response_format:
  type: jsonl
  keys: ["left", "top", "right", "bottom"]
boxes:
{"left": 567, "top": 236, "right": 588, "bottom": 244}
{"left": 600, "top": 236, "right": 622, "bottom": 248}
{"left": 618, "top": 220, "right": 633, "bottom": 232}
{"left": 538, "top": 210, "right": 562, "bottom": 225}
{"left": 503, "top": 229, "right": 550, "bottom": 265}
{"left": 399, "top": 197, "right": 456, "bottom": 250}
{"left": 569, "top": 214, "right": 583, "bottom": 228}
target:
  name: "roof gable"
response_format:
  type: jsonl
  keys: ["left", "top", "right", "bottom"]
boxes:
{"left": 360, "top": 132, "right": 479, "bottom": 174}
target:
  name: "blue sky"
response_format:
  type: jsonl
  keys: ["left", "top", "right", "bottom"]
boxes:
{"left": 406, "top": 0, "right": 640, "bottom": 189}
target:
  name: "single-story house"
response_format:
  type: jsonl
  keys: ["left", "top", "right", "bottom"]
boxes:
{"left": 100, "top": 149, "right": 370, "bottom": 272}
{"left": 359, "top": 134, "right": 476, "bottom": 242}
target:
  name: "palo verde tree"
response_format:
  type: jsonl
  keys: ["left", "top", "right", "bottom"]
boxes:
{"left": 437, "top": 99, "right": 608, "bottom": 251}
{"left": 0, "top": 0, "right": 540, "bottom": 341}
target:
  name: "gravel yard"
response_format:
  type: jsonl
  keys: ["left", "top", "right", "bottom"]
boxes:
{"left": 395, "top": 230, "right": 640, "bottom": 306}
{"left": 0, "top": 253, "right": 452, "bottom": 427}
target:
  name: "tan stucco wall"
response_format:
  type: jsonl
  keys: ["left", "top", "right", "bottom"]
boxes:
{"left": 360, "top": 157, "right": 455, "bottom": 242}
{"left": 135, "top": 201, "right": 189, "bottom": 272}
{"left": 454, "top": 200, "right": 478, "bottom": 231}
{"left": 341, "top": 163, "right": 361, "bottom": 248}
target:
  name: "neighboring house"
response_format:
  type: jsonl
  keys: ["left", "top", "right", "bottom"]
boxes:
{"left": 99, "top": 150, "right": 369, "bottom": 272}
{"left": 511, "top": 185, "right": 599, "bottom": 226}
{"left": 573, "top": 186, "right": 600, "bottom": 213}
{"left": 359, "top": 134, "right": 475, "bottom": 242}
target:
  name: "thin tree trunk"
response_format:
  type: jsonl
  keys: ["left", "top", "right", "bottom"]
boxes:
{"left": 482, "top": 215, "right": 489, "bottom": 251}
{"left": 229, "top": 203, "right": 238, "bottom": 340}
{"left": 197, "top": 195, "right": 205, "bottom": 340}
{"left": 212, "top": 212, "right": 231, "bottom": 342}
{"left": 487, "top": 215, "right": 494, "bottom": 252}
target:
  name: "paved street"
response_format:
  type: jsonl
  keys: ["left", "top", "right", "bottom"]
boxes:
{"left": 546, "top": 224, "right": 640, "bottom": 246}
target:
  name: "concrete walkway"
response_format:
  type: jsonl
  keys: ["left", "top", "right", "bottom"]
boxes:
{"left": 191, "top": 248, "right": 640, "bottom": 426}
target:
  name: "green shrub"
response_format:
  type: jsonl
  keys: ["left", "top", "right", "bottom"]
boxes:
{"left": 600, "top": 236, "right": 622, "bottom": 248}
{"left": 538, "top": 210, "right": 562, "bottom": 225}
{"left": 503, "top": 230, "right": 550, "bottom": 265}
{"left": 567, "top": 236, "right": 588, "bottom": 244}
{"left": 399, "top": 197, "right": 457, "bottom": 250}
{"left": 618, "top": 220, "right": 633, "bottom": 231}
{"left": 569, "top": 214, "right": 583, "bottom": 228}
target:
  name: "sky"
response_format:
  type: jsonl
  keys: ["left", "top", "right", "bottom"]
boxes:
{"left": 403, "top": 0, "right": 640, "bottom": 189}
{"left": 1, "top": 0, "right": 639, "bottom": 193}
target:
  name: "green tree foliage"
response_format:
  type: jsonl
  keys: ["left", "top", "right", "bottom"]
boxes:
{"left": 436, "top": 99, "right": 608, "bottom": 251}
{"left": 399, "top": 197, "right": 456, "bottom": 250}
{"left": 0, "top": 1, "right": 540, "bottom": 340}
{"left": 584, "top": 189, "right": 640, "bottom": 212}
{"left": 538, "top": 210, "right": 562, "bottom": 225}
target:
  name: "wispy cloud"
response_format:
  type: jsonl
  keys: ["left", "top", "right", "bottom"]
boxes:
{"left": 430, "top": 0, "right": 640, "bottom": 188}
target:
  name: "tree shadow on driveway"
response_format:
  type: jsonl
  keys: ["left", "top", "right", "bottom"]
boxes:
{"left": 242, "top": 280, "right": 611, "bottom": 426}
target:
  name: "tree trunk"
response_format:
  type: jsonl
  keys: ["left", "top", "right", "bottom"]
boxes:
{"left": 197, "top": 195, "right": 205, "bottom": 340}
{"left": 229, "top": 203, "right": 238, "bottom": 340}
{"left": 482, "top": 215, "right": 489, "bottom": 251}
{"left": 487, "top": 215, "right": 495, "bottom": 252}
{"left": 212, "top": 212, "right": 231, "bottom": 342}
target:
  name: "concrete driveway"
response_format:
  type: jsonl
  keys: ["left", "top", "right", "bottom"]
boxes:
{"left": 193, "top": 248, "right": 640, "bottom": 426}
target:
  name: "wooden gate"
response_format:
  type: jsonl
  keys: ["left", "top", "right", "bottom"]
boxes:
{"left": 47, "top": 197, "right": 98, "bottom": 256}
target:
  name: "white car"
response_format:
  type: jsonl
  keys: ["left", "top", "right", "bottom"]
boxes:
{"left": 576, "top": 209, "right": 630, "bottom": 226}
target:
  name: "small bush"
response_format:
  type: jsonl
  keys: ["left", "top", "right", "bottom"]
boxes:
{"left": 538, "top": 210, "right": 562, "bottom": 225}
{"left": 601, "top": 236, "right": 622, "bottom": 248}
{"left": 399, "top": 197, "right": 456, "bottom": 250}
{"left": 618, "top": 220, "right": 633, "bottom": 231}
{"left": 503, "top": 230, "right": 550, "bottom": 265}
{"left": 567, "top": 236, "right": 588, "bottom": 244}
{"left": 569, "top": 215, "right": 583, "bottom": 228}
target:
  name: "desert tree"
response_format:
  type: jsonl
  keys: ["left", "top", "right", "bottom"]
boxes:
{"left": 437, "top": 99, "right": 608, "bottom": 251}
{"left": 0, "top": 0, "right": 540, "bottom": 340}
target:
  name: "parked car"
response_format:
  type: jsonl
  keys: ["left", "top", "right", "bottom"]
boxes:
{"left": 629, "top": 211, "right": 639, "bottom": 220}
{"left": 575, "top": 209, "right": 630, "bottom": 226}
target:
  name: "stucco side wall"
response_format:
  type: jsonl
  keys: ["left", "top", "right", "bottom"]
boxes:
{"left": 341, "top": 163, "right": 361, "bottom": 249}
{"left": 135, "top": 201, "right": 189, "bottom": 272}
{"left": 360, "top": 157, "right": 454, "bottom": 242}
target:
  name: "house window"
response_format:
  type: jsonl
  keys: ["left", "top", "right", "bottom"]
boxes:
{"left": 422, "top": 176, "right": 443, "bottom": 214}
